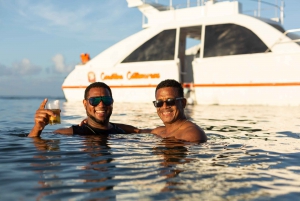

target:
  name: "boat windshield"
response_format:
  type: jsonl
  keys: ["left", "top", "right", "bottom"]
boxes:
{"left": 286, "top": 33, "right": 300, "bottom": 45}
{"left": 266, "top": 23, "right": 285, "bottom": 33}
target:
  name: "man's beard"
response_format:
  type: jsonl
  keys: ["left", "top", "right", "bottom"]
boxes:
{"left": 87, "top": 110, "right": 111, "bottom": 126}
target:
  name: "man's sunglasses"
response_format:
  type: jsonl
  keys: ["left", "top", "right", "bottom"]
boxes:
{"left": 88, "top": 96, "right": 113, "bottom": 106}
{"left": 152, "top": 97, "right": 184, "bottom": 108}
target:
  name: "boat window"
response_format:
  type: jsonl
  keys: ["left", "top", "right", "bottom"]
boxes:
{"left": 122, "top": 29, "right": 176, "bottom": 63}
{"left": 180, "top": 26, "right": 202, "bottom": 57}
{"left": 204, "top": 24, "right": 269, "bottom": 58}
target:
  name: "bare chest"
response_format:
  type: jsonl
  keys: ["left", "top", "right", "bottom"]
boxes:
{"left": 157, "top": 128, "right": 182, "bottom": 138}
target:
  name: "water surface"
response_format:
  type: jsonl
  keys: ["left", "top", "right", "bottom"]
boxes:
{"left": 1, "top": 97, "right": 300, "bottom": 200}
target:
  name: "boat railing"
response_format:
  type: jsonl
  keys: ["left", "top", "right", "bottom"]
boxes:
{"left": 244, "top": 0, "right": 284, "bottom": 24}
{"left": 265, "top": 29, "right": 300, "bottom": 52}
{"left": 141, "top": 0, "right": 285, "bottom": 24}
{"left": 142, "top": 0, "right": 206, "bottom": 9}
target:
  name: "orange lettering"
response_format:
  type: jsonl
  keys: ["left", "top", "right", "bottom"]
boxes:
{"left": 127, "top": 71, "right": 160, "bottom": 80}
{"left": 127, "top": 71, "right": 132, "bottom": 80}
{"left": 101, "top": 72, "right": 123, "bottom": 80}
{"left": 150, "top": 74, "right": 160, "bottom": 78}
{"left": 101, "top": 72, "right": 105, "bottom": 80}
{"left": 88, "top": 72, "right": 96, "bottom": 83}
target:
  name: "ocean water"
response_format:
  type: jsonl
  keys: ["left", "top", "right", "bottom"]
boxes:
{"left": 0, "top": 97, "right": 300, "bottom": 200}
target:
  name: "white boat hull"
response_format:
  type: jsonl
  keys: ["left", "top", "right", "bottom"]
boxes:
{"left": 194, "top": 86, "right": 300, "bottom": 106}
{"left": 191, "top": 52, "right": 300, "bottom": 106}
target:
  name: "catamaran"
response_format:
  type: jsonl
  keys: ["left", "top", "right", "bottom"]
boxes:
{"left": 62, "top": 0, "right": 300, "bottom": 105}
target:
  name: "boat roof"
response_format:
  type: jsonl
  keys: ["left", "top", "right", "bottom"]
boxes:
{"left": 127, "top": 0, "right": 283, "bottom": 28}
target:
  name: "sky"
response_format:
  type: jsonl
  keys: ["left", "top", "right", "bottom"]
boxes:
{"left": 0, "top": 0, "right": 299, "bottom": 98}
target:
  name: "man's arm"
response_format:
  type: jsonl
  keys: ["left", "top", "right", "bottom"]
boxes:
{"left": 139, "top": 129, "right": 153, "bottom": 133}
{"left": 29, "top": 127, "right": 74, "bottom": 137}
{"left": 149, "top": 126, "right": 165, "bottom": 135}
{"left": 114, "top": 123, "right": 153, "bottom": 134}
{"left": 53, "top": 127, "right": 74, "bottom": 135}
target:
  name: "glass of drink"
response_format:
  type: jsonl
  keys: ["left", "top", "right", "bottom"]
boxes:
{"left": 46, "top": 100, "right": 61, "bottom": 125}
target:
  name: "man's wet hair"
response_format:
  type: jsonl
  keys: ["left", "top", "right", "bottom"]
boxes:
{"left": 84, "top": 82, "right": 113, "bottom": 99}
{"left": 155, "top": 79, "right": 184, "bottom": 97}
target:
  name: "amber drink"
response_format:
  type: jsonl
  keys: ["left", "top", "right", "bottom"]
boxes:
{"left": 49, "top": 109, "right": 61, "bottom": 125}
{"left": 46, "top": 100, "right": 61, "bottom": 125}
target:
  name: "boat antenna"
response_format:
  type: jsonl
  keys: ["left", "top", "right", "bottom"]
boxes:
{"left": 280, "top": 0, "right": 284, "bottom": 25}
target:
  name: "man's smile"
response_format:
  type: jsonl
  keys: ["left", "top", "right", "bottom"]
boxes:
{"left": 160, "top": 109, "right": 173, "bottom": 116}
{"left": 95, "top": 108, "right": 106, "bottom": 116}
{"left": 162, "top": 111, "right": 171, "bottom": 115}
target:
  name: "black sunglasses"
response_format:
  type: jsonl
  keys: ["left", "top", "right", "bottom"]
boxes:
{"left": 152, "top": 97, "right": 184, "bottom": 108}
{"left": 88, "top": 96, "right": 113, "bottom": 106}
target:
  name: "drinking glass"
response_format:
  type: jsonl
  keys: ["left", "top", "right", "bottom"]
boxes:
{"left": 46, "top": 100, "right": 61, "bottom": 125}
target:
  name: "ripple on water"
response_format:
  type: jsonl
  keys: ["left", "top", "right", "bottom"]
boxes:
{"left": 0, "top": 102, "right": 300, "bottom": 200}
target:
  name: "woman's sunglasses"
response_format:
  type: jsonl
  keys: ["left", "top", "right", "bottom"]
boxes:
{"left": 152, "top": 97, "right": 183, "bottom": 108}
{"left": 88, "top": 96, "right": 113, "bottom": 106}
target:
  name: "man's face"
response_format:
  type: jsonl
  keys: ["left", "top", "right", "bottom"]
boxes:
{"left": 83, "top": 87, "right": 113, "bottom": 126}
{"left": 155, "top": 87, "right": 186, "bottom": 125}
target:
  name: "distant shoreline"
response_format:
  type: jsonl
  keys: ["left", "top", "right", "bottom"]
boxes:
{"left": 0, "top": 96, "right": 66, "bottom": 100}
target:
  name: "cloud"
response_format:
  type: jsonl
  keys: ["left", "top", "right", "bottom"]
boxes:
{"left": 0, "top": 75, "right": 64, "bottom": 97}
{"left": 0, "top": 54, "right": 74, "bottom": 78}
{"left": 5, "top": 0, "right": 141, "bottom": 41}
{"left": 0, "top": 55, "right": 73, "bottom": 77}
{"left": 27, "top": 2, "right": 92, "bottom": 31}
{"left": 52, "top": 54, "right": 73, "bottom": 73}
{"left": 0, "top": 59, "right": 42, "bottom": 77}
{"left": 0, "top": 56, "right": 70, "bottom": 96}
{"left": 0, "top": 63, "right": 13, "bottom": 76}
{"left": 11, "top": 58, "right": 42, "bottom": 75}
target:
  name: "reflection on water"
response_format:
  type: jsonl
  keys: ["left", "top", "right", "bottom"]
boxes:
{"left": 0, "top": 98, "right": 300, "bottom": 200}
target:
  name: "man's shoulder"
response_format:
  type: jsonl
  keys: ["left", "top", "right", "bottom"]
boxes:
{"left": 151, "top": 126, "right": 165, "bottom": 135}
{"left": 177, "top": 121, "right": 207, "bottom": 142}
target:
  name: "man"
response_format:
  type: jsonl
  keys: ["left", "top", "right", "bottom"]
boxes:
{"left": 151, "top": 79, "right": 207, "bottom": 142}
{"left": 29, "top": 80, "right": 207, "bottom": 142}
{"left": 28, "top": 82, "right": 140, "bottom": 137}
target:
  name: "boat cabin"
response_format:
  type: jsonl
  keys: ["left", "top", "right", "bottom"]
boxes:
{"left": 62, "top": 0, "right": 300, "bottom": 105}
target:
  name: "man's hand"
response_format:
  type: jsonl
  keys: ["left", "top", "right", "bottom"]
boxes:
{"left": 28, "top": 98, "right": 55, "bottom": 137}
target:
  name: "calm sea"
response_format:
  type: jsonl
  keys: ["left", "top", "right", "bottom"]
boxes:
{"left": 1, "top": 97, "right": 300, "bottom": 200}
